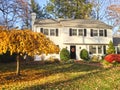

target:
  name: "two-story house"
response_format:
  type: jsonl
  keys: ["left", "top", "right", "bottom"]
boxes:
{"left": 31, "top": 13, "right": 113, "bottom": 60}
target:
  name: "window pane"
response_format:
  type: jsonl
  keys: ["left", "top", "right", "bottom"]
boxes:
{"left": 93, "top": 30, "right": 98, "bottom": 36}
{"left": 78, "top": 29, "right": 83, "bottom": 36}
{"left": 89, "top": 45, "right": 96, "bottom": 54}
{"left": 99, "top": 30, "right": 103, "bottom": 36}
{"left": 72, "top": 29, "right": 77, "bottom": 36}
{"left": 44, "top": 29, "right": 48, "bottom": 35}
{"left": 50, "top": 29, "right": 55, "bottom": 36}
{"left": 98, "top": 45, "right": 102, "bottom": 54}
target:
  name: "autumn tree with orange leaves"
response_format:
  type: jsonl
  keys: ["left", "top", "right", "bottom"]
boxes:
{"left": 0, "top": 29, "right": 59, "bottom": 75}
{"left": 107, "top": 4, "right": 120, "bottom": 27}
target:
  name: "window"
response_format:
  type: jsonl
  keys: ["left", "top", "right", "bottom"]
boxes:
{"left": 50, "top": 29, "right": 55, "bottom": 36}
{"left": 43, "top": 29, "right": 48, "bottom": 35}
{"left": 69, "top": 28, "right": 87, "bottom": 36}
{"left": 89, "top": 45, "right": 96, "bottom": 54}
{"left": 99, "top": 30, "right": 103, "bottom": 36}
{"left": 98, "top": 45, "right": 102, "bottom": 54}
{"left": 72, "top": 29, "right": 77, "bottom": 36}
{"left": 93, "top": 30, "right": 98, "bottom": 36}
{"left": 91, "top": 29, "right": 107, "bottom": 37}
{"left": 89, "top": 45, "right": 103, "bottom": 54}
{"left": 78, "top": 29, "right": 83, "bottom": 36}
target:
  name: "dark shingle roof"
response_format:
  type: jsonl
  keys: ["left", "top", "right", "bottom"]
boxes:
{"left": 34, "top": 19, "right": 112, "bottom": 29}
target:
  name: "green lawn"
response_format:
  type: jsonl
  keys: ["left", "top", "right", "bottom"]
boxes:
{"left": 0, "top": 62, "right": 120, "bottom": 90}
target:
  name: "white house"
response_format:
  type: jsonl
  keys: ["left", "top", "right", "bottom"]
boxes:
{"left": 31, "top": 13, "right": 113, "bottom": 60}
{"left": 113, "top": 30, "right": 120, "bottom": 54}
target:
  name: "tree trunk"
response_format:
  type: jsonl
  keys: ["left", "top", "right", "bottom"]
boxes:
{"left": 16, "top": 55, "right": 20, "bottom": 76}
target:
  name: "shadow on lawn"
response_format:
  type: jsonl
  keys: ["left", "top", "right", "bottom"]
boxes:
{"left": 21, "top": 63, "right": 109, "bottom": 90}
{"left": 26, "top": 63, "right": 102, "bottom": 80}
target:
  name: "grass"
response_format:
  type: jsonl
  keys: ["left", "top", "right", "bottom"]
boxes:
{"left": 0, "top": 62, "right": 120, "bottom": 90}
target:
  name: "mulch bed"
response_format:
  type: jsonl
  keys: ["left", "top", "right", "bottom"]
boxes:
{"left": 74, "top": 60, "right": 102, "bottom": 67}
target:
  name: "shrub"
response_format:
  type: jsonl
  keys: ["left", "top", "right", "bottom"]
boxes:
{"left": 91, "top": 55, "right": 100, "bottom": 62}
{"left": 104, "top": 54, "right": 120, "bottom": 63}
{"left": 106, "top": 41, "right": 115, "bottom": 54}
{"left": 0, "top": 51, "right": 17, "bottom": 63}
{"left": 80, "top": 49, "right": 89, "bottom": 61}
{"left": 60, "top": 48, "right": 70, "bottom": 62}
{"left": 44, "top": 56, "right": 60, "bottom": 64}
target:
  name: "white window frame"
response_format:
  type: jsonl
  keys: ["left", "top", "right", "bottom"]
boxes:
{"left": 43, "top": 29, "right": 49, "bottom": 35}
{"left": 72, "top": 29, "right": 77, "bottom": 36}
{"left": 99, "top": 30, "right": 104, "bottom": 36}
{"left": 98, "top": 45, "right": 102, "bottom": 54}
{"left": 50, "top": 29, "right": 56, "bottom": 36}
{"left": 89, "top": 45, "right": 103, "bottom": 54}
{"left": 93, "top": 30, "right": 98, "bottom": 36}
{"left": 78, "top": 29, "right": 83, "bottom": 36}
{"left": 89, "top": 45, "right": 96, "bottom": 54}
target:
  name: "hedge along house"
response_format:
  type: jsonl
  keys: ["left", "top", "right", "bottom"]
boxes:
{"left": 31, "top": 13, "right": 113, "bottom": 60}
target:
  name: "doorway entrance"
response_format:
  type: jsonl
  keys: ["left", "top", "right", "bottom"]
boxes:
{"left": 70, "top": 46, "right": 76, "bottom": 59}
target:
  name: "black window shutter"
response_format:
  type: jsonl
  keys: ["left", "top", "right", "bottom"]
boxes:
{"left": 69, "top": 28, "right": 72, "bottom": 36}
{"left": 84, "top": 29, "right": 87, "bottom": 36}
{"left": 104, "top": 29, "right": 107, "bottom": 37}
{"left": 91, "top": 29, "right": 93, "bottom": 37}
{"left": 56, "top": 29, "right": 58, "bottom": 36}
{"left": 40, "top": 28, "right": 43, "bottom": 33}
{"left": 103, "top": 45, "right": 106, "bottom": 54}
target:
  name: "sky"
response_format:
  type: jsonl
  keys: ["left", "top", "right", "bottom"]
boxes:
{"left": 36, "top": 0, "right": 48, "bottom": 7}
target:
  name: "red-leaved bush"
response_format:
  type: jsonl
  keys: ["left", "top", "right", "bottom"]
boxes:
{"left": 104, "top": 54, "right": 120, "bottom": 63}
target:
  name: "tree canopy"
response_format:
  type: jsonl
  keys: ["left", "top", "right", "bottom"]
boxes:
{"left": 31, "top": 0, "right": 51, "bottom": 19}
{"left": 0, "top": 29, "right": 59, "bottom": 55}
{"left": 0, "top": 0, "right": 52, "bottom": 29}
{"left": 0, "top": 29, "right": 59, "bottom": 75}
{"left": 46, "top": 0, "right": 92, "bottom": 19}
{"left": 107, "top": 4, "right": 120, "bottom": 27}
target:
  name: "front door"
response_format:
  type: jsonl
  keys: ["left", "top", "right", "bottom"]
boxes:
{"left": 70, "top": 46, "right": 76, "bottom": 59}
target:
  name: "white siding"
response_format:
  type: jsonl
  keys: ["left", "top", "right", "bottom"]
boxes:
{"left": 32, "top": 23, "right": 112, "bottom": 60}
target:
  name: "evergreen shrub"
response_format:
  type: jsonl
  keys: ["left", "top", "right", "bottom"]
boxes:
{"left": 106, "top": 41, "right": 115, "bottom": 54}
{"left": 60, "top": 48, "right": 70, "bottom": 61}
{"left": 80, "top": 49, "right": 89, "bottom": 61}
